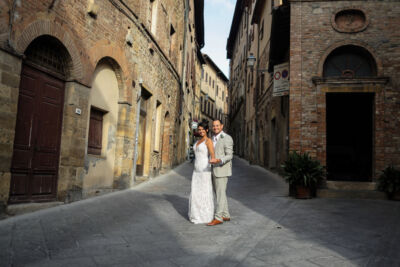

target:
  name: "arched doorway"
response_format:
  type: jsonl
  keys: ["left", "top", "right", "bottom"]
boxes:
{"left": 9, "top": 35, "right": 72, "bottom": 203}
{"left": 324, "top": 45, "right": 377, "bottom": 181}
{"left": 161, "top": 112, "right": 171, "bottom": 170}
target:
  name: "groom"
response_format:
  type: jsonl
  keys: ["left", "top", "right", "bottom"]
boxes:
{"left": 208, "top": 119, "right": 234, "bottom": 226}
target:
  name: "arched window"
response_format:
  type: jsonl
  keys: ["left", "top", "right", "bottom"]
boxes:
{"left": 25, "top": 35, "right": 72, "bottom": 77}
{"left": 323, "top": 45, "right": 377, "bottom": 78}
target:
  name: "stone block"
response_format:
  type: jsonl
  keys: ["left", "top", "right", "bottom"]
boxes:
{"left": 1, "top": 72, "right": 20, "bottom": 88}
{"left": 0, "top": 172, "right": 10, "bottom": 205}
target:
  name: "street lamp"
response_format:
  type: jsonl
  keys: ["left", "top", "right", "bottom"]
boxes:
{"left": 247, "top": 53, "right": 268, "bottom": 73}
{"left": 247, "top": 53, "right": 256, "bottom": 70}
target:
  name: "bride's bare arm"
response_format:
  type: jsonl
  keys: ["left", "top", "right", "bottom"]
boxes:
{"left": 205, "top": 138, "right": 215, "bottom": 160}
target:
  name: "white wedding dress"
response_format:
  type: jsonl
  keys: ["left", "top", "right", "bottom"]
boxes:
{"left": 188, "top": 140, "right": 214, "bottom": 224}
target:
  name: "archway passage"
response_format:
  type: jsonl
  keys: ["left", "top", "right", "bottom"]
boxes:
{"left": 326, "top": 93, "right": 374, "bottom": 181}
{"left": 9, "top": 36, "right": 71, "bottom": 203}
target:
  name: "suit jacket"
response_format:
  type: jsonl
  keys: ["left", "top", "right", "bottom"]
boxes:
{"left": 212, "top": 132, "right": 234, "bottom": 177}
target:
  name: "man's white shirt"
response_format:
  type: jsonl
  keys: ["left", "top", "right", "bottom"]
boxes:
{"left": 212, "top": 131, "right": 225, "bottom": 165}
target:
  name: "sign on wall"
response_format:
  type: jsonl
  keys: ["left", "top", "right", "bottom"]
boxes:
{"left": 273, "top": 62, "right": 289, "bottom": 97}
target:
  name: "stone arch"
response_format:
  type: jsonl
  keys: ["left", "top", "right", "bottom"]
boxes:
{"left": 16, "top": 20, "right": 84, "bottom": 81}
{"left": 317, "top": 40, "right": 383, "bottom": 77}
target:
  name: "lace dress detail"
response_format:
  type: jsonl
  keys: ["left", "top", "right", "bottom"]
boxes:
{"left": 188, "top": 141, "right": 214, "bottom": 224}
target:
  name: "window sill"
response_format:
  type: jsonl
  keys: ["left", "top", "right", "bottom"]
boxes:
{"left": 87, "top": 154, "right": 107, "bottom": 160}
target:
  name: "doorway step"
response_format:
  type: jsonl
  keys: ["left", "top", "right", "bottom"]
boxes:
{"left": 6, "top": 202, "right": 63, "bottom": 217}
{"left": 317, "top": 181, "right": 386, "bottom": 200}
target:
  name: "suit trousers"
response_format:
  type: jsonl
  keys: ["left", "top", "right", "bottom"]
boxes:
{"left": 212, "top": 174, "right": 230, "bottom": 221}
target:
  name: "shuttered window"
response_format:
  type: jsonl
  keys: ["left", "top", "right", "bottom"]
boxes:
{"left": 88, "top": 108, "right": 105, "bottom": 155}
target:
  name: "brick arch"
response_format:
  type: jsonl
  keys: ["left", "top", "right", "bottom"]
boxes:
{"left": 89, "top": 41, "right": 135, "bottom": 103}
{"left": 16, "top": 20, "right": 84, "bottom": 81}
{"left": 93, "top": 57, "right": 126, "bottom": 102}
{"left": 317, "top": 40, "right": 383, "bottom": 77}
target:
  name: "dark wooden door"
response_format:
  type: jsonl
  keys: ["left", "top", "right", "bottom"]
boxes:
{"left": 9, "top": 64, "right": 65, "bottom": 203}
{"left": 326, "top": 93, "right": 373, "bottom": 181}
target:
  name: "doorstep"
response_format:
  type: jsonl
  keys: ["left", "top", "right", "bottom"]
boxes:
{"left": 317, "top": 181, "right": 386, "bottom": 200}
{"left": 6, "top": 201, "right": 64, "bottom": 217}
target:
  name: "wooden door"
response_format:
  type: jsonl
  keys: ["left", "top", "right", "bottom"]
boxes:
{"left": 9, "top": 65, "right": 65, "bottom": 203}
{"left": 136, "top": 110, "right": 147, "bottom": 176}
{"left": 326, "top": 93, "right": 373, "bottom": 181}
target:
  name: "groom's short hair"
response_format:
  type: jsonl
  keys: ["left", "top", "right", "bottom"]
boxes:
{"left": 213, "top": 119, "right": 223, "bottom": 125}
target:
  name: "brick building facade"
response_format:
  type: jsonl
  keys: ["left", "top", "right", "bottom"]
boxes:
{"left": 228, "top": 0, "right": 400, "bottom": 193}
{"left": 289, "top": 0, "right": 400, "bottom": 185}
{"left": 0, "top": 0, "right": 204, "bottom": 212}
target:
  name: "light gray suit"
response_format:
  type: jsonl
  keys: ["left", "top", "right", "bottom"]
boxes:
{"left": 212, "top": 131, "right": 234, "bottom": 221}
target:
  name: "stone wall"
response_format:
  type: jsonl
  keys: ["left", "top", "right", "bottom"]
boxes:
{"left": 0, "top": 0, "right": 190, "bottom": 208}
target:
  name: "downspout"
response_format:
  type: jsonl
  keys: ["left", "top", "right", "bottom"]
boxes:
{"left": 256, "top": 10, "right": 261, "bottom": 164}
{"left": 180, "top": 0, "right": 189, "bottom": 160}
{"left": 244, "top": 6, "right": 250, "bottom": 160}
{"left": 131, "top": 82, "right": 142, "bottom": 186}
{"left": 181, "top": 0, "right": 189, "bottom": 87}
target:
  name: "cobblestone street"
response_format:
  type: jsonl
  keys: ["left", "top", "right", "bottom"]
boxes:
{"left": 1, "top": 157, "right": 400, "bottom": 267}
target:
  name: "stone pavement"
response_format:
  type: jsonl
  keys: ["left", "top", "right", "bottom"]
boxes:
{"left": 1, "top": 157, "right": 400, "bottom": 267}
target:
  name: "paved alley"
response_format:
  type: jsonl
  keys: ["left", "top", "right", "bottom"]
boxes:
{"left": 1, "top": 157, "right": 400, "bottom": 267}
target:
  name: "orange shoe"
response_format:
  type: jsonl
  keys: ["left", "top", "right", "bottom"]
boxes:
{"left": 222, "top": 217, "right": 231, "bottom": 221}
{"left": 207, "top": 219, "right": 223, "bottom": 226}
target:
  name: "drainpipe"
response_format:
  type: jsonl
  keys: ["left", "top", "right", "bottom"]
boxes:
{"left": 181, "top": 0, "right": 189, "bottom": 88}
{"left": 131, "top": 82, "right": 142, "bottom": 186}
{"left": 180, "top": 0, "right": 189, "bottom": 160}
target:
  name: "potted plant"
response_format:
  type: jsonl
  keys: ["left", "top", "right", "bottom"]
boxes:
{"left": 281, "top": 151, "right": 325, "bottom": 199}
{"left": 377, "top": 166, "right": 400, "bottom": 201}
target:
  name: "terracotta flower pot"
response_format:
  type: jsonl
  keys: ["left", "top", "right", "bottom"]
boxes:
{"left": 295, "top": 185, "right": 312, "bottom": 199}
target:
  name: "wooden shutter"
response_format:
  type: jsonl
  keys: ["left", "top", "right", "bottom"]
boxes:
{"left": 88, "top": 108, "right": 104, "bottom": 155}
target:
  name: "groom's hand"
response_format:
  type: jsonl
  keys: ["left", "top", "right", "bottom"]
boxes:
{"left": 210, "top": 158, "right": 222, "bottom": 164}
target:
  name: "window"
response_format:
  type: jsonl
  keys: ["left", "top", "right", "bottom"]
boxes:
{"left": 212, "top": 80, "right": 214, "bottom": 88}
{"left": 260, "top": 19, "right": 264, "bottom": 40}
{"left": 154, "top": 102, "right": 162, "bottom": 151}
{"left": 222, "top": 91, "right": 225, "bottom": 99}
{"left": 150, "top": 0, "right": 158, "bottom": 35}
{"left": 216, "top": 86, "right": 219, "bottom": 96}
{"left": 323, "top": 45, "right": 377, "bottom": 78}
{"left": 201, "top": 69, "right": 204, "bottom": 79}
{"left": 200, "top": 96, "right": 203, "bottom": 112}
{"left": 169, "top": 24, "right": 176, "bottom": 58}
{"left": 88, "top": 107, "right": 106, "bottom": 155}
{"left": 206, "top": 73, "right": 208, "bottom": 82}
{"left": 260, "top": 73, "right": 265, "bottom": 95}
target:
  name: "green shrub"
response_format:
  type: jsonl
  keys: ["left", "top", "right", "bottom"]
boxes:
{"left": 377, "top": 166, "right": 400, "bottom": 195}
{"left": 281, "top": 151, "right": 325, "bottom": 187}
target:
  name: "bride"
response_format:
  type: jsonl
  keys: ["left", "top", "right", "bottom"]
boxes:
{"left": 188, "top": 121, "right": 215, "bottom": 224}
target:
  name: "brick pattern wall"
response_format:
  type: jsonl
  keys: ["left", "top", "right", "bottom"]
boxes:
{"left": 289, "top": 1, "right": 400, "bottom": 178}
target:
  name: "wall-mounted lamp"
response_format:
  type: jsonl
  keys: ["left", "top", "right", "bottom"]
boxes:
{"left": 247, "top": 53, "right": 256, "bottom": 70}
